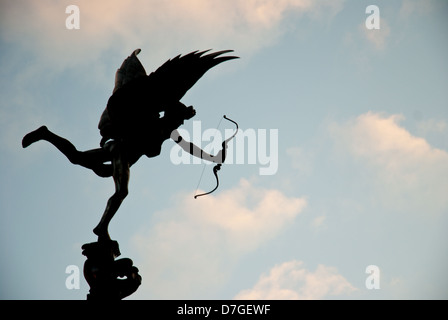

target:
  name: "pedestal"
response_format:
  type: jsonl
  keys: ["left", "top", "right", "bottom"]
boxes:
{"left": 82, "top": 240, "right": 142, "bottom": 300}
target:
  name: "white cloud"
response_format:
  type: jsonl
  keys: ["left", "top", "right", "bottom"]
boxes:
{"left": 234, "top": 260, "right": 356, "bottom": 299}
{"left": 329, "top": 112, "right": 448, "bottom": 214}
{"left": 130, "top": 179, "right": 307, "bottom": 298}
{"left": 0, "top": 0, "right": 344, "bottom": 72}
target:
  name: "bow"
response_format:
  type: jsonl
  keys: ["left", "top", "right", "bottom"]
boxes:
{"left": 194, "top": 115, "right": 239, "bottom": 199}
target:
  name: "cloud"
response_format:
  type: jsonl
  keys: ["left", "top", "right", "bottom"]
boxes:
{"left": 234, "top": 260, "right": 356, "bottom": 299}
{"left": 130, "top": 179, "right": 307, "bottom": 298}
{"left": 329, "top": 112, "right": 448, "bottom": 214}
{"left": 0, "top": 0, "right": 344, "bottom": 73}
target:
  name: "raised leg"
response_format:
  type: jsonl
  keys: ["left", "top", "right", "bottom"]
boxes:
{"left": 22, "top": 126, "right": 113, "bottom": 177}
{"left": 22, "top": 126, "right": 49, "bottom": 148}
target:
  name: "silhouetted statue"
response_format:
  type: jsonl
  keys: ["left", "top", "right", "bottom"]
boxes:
{"left": 22, "top": 49, "right": 238, "bottom": 242}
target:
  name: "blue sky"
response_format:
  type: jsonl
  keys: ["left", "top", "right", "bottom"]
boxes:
{"left": 1, "top": 0, "right": 447, "bottom": 299}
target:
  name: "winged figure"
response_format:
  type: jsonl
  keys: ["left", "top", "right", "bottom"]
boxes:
{"left": 22, "top": 49, "right": 238, "bottom": 241}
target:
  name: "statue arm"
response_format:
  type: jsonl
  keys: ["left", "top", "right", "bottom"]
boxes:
{"left": 170, "top": 130, "right": 224, "bottom": 164}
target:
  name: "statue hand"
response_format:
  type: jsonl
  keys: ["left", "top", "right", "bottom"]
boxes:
{"left": 213, "top": 141, "right": 229, "bottom": 164}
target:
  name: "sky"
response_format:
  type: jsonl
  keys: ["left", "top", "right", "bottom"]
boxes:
{"left": 0, "top": 0, "right": 447, "bottom": 300}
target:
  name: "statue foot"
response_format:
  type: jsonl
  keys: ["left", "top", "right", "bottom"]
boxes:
{"left": 93, "top": 225, "right": 111, "bottom": 242}
{"left": 22, "top": 126, "right": 48, "bottom": 148}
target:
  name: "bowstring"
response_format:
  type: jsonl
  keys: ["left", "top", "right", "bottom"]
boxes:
{"left": 194, "top": 116, "right": 224, "bottom": 198}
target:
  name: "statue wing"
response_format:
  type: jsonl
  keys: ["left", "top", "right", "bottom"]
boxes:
{"left": 99, "top": 49, "right": 238, "bottom": 142}
{"left": 146, "top": 49, "right": 239, "bottom": 103}
{"left": 112, "top": 49, "right": 146, "bottom": 94}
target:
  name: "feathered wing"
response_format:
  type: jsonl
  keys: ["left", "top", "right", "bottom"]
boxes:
{"left": 99, "top": 49, "right": 238, "bottom": 142}
{"left": 147, "top": 49, "right": 239, "bottom": 102}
